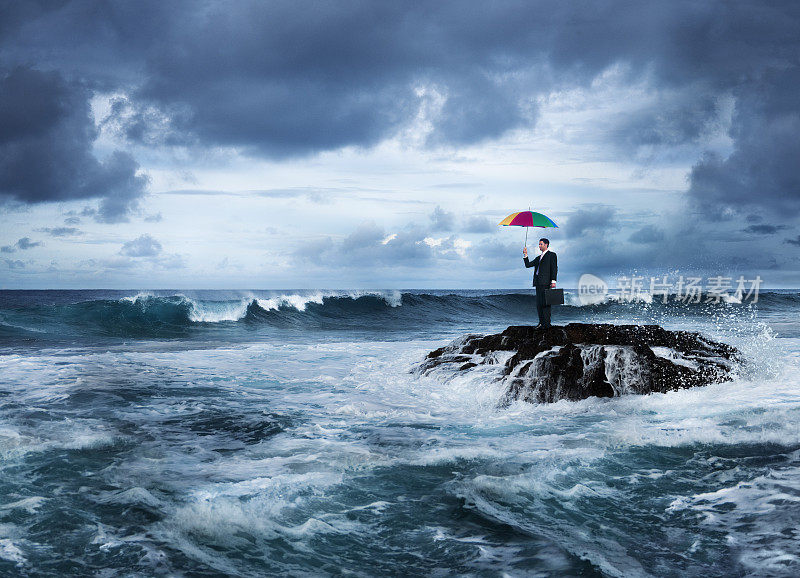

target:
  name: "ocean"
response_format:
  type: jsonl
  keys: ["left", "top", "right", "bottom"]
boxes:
{"left": 0, "top": 289, "right": 798, "bottom": 577}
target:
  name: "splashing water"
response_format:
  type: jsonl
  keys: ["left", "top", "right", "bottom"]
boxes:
{"left": 0, "top": 289, "right": 798, "bottom": 576}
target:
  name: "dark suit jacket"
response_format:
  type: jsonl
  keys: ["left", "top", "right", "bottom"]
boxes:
{"left": 524, "top": 251, "right": 557, "bottom": 287}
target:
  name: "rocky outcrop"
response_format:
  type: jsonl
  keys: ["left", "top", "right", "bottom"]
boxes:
{"left": 416, "top": 324, "right": 740, "bottom": 405}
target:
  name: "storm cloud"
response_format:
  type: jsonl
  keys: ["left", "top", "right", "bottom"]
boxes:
{"left": 0, "top": 67, "right": 148, "bottom": 221}
{"left": 688, "top": 67, "right": 800, "bottom": 219}
{"left": 3, "top": 4, "right": 799, "bottom": 179}
{"left": 1, "top": 1, "right": 799, "bottom": 285}
{"left": 2, "top": 1, "right": 794, "bottom": 158}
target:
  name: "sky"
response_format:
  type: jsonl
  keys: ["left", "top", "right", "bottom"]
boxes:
{"left": 1, "top": 0, "right": 799, "bottom": 289}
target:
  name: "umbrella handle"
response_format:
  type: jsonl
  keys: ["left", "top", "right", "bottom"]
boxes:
{"left": 526, "top": 205, "right": 531, "bottom": 248}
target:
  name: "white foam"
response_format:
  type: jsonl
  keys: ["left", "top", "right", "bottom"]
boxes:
{"left": 187, "top": 297, "right": 251, "bottom": 322}
{"left": 117, "top": 290, "right": 404, "bottom": 323}
{"left": 649, "top": 346, "right": 700, "bottom": 370}
{"left": 458, "top": 479, "right": 649, "bottom": 578}
{"left": 0, "top": 497, "right": 47, "bottom": 514}
{"left": 3, "top": 326, "right": 798, "bottom": 575}
{"left": 121, "top": 291, "right": 155, "bottom": 303}
{"left": 165, "top": 471, "right": 349, "bottom": 543}
{"left": 722, "top": 292, "right": 743, "bottom": 304}
{"left": 601, "top": 346, "right": 649, "bottom": 395}
{"left": 255, "top": 293, "right": 326, "bottom": 312}
{"left": 0, "top": 539, "right": 26, "bottom": 567}
{"left": 96, "top": 487, "right": 165, "bottom": 509}
{"left": 666, "top": 450, "right": 800, "bottom": 574}
{"left": 254, "top": 289, "right": 402, "bottom": 312}
{"left": 0, "top": 418, "right": 118, "bottom": 460}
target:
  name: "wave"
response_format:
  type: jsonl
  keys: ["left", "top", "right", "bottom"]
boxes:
{"left": 0, "top": 291, "right": 407, "bottom": 339}
{"left": 0, "top": 290, "right": 796, "bottom": 341}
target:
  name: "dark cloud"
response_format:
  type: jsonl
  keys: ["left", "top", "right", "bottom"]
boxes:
{"left": 2, "top": 1, "right": 777, "bottom": 158}
{"left": 628, "top": 225, "right": 666, "bottom": 244}
{"left": 1, "top": 0, "right": 799, "bottom": 282}
{"left": 2, "top": 2, "right": 798, "bottom": 168}
{"left": 786, "top": 236, "right": 800, "bottom": 247}
{"left": 37, "top": 227, "right": 83, "bottom": 237}
{"left": 688, "top": 66, "right": 800, "bottom": 220}
{"left": 427, "top": 74, "right": 534, "bottom": 146}
{"left": 63, "top": 216, "right": 81, "bottom": 225}
{"left": 606, "top": 89, "right": 724, "bottom": 158}
{"left": 556, "top": 204, "right": 797, "bottom": 285}
{"left": 93, "top": 152, "right": 150, "bottom": 222}
{"left": 0, "top": 67, "right": 148, "bottom": 222}
{"left": 15, "top": 237, "right": 41, "bottom": 250}
{"left": 744, "top": 224, "right": 788, "bottom": 235}
{"left": 119, "top": 234, "right": 162, "bottom": 257}
{"left": 2, "top": 237, "right": 43, "bottom": 252}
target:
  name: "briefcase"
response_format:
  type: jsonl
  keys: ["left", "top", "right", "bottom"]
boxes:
{"left": 544, "top": 288, "right": 564, "bottom": 305}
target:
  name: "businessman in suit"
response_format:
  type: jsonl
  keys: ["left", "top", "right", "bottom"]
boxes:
{"left": 523, "top": 238, "right": 557, "bottom": 327}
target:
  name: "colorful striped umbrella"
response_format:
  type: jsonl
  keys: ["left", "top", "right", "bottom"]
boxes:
{"left": 498, "top": 210, "right": 558, "bottom": 247}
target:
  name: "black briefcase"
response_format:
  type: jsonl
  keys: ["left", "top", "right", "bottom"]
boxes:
{"left": 544, "top": 288, "right": 564, "bottom": 305}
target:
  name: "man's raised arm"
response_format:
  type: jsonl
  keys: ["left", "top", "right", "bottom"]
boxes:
{"left": 523, "top": 247, "right": 538, "bottom": 268}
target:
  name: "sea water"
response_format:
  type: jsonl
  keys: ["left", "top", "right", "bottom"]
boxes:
{"left": 0, "top": 289, "right": 798, "bottom": 576}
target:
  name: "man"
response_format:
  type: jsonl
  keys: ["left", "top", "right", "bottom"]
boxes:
{"left": 523, "top": 238, "right": 557, "bottom": 327}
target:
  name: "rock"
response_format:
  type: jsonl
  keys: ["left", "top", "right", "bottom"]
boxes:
{"left": 415, "top": 323, "right": 741, "bottom": 405}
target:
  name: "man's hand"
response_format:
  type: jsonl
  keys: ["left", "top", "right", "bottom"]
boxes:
{"left": 551, "top": 281, "right": 556, "bottom": 288}
{"left": 523, "top": 247, "right": 528, "bottom": 257}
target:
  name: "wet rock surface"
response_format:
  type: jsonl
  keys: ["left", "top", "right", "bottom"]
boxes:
{"left": 416, "top": 323, "right": 741, "bottom": 405}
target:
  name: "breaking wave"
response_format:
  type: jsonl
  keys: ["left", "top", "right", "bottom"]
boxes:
{"left": 0, "top": 290, "right": 794, "bottom": 341}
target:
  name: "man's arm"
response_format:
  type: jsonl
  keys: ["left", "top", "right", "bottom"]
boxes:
{"left": 523, "top": 247, "right": 538, "bottom": 268}
{"left": 550, "top": 253, "right": 558, "bottom": 287}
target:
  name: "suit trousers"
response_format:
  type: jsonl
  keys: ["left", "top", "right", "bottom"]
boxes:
{"left": 535, "top": 285, "right": 552, "bottom": 326}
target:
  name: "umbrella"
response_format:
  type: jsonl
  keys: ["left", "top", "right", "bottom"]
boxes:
{"left": 498, "top": 210, "right": 558, "bottom": 247}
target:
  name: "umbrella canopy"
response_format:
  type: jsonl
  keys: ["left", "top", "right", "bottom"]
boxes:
{"left": 498, "top": 211, "right": 558, "bottom": 228}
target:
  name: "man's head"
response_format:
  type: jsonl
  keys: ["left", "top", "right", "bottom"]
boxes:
{"left": 538, "top": 238, "right": 549, "bottom": 252}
